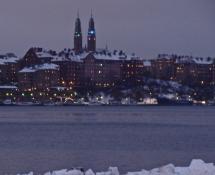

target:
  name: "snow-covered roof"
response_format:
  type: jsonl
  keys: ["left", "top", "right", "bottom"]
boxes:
{"left": 33, "top": 48, "right": 56, "bottom": 58}
{"left": 0, "top": 55, "right": 6, "bottom": 59}
{"left": 192, "top": 57, "right": 214, "bottom": 65}
{"left": 4, "top": 57, "right": 20, "bottom": 63}
{"left": 51, "top": 49, "right": 84, "bottom": 63}
{"left": 72, "top": 52, "right": 88, "bottom": 62}
{"left": 31, "top": 48, "right": 215, "bottom": 65}
{"left": 32, "top": 48, "right": 143, "bottom": 63}
{"left": 0, "top": 56, "right": 20, "bottom": 65}
{"left": 0, "top": 59, "right": 6, "bottom": 65}
{"left": 52, "top": 49, "right": 142, "bottom": 63}
{"left": 143, "top": 60, "right": 151, "bottom": 67}
{"left": 158, "top": 54, "right": 215, "bottom": 65}
{"left": 94, "top": 54, "right": 121, "bottom": 61}
{"left": 0, "top": 85, "right": 18, "bottom": 89}
{"left": 51, "top": 56, "right": 70, "bottom": 62}
{"left": 36, "top": 52, "right": 53, "bottom": 58}
{"left": 19, "top": 67, "right": 36, "bottom": 73}
{"left": 93, "top": 49, "right": 142, "bottom": 61}
{"left": 19, "top": 63, "right": 59, "bottom": 74}
{"left": 38, "top": 63, "right": 59, "bottom": 70}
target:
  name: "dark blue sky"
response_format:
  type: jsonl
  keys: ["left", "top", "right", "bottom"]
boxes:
{"left": 0, "top": 0, "right": 214, "bottom": 58}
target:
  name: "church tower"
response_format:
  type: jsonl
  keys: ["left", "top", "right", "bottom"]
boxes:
{"left": 74, "top": 12, "right": 83, "bottom": 54}
{"left": 87, "top": 12, "right": 96, "bottom": 52}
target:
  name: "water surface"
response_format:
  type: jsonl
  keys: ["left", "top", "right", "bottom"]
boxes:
{"left": 0, "top": 106, "right": 214, "bottom": 174}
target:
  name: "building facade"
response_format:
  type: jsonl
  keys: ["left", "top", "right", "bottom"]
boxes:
{"left": 18, "top": 63, "right": 60, "bottom": 92}
{"left": 84, "top": 53, "right": 121, "bottom": 88}
{"left": 151, "top": 55, "right": 176, "bottom": 80}
{"left": 0, "top": 55, "right": 20, "bottom": 84}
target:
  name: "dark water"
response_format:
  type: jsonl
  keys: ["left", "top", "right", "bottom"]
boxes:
{"left": 0, "top": 106, "right": 214, "bottom": 174}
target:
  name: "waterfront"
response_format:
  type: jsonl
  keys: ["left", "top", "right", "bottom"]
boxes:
{"left": 0, "top": 106, "right": 214, "bottom": 174}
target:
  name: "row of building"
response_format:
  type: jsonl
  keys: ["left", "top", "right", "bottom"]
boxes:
{"left": 0, "top": 49, "right": 214, "bottom": 91}
{"left": 0, "top": 14, "right": 214, "bottom": 100}
{"left": 151, "top": 54, "right": 215, "bottom": 86}
{"left": 17, "top": 47, "right": 145, "bottom": 91}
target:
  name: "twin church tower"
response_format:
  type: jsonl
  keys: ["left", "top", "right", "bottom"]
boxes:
{"left": 74, "top": 12, "right": 96, "bottom": 54}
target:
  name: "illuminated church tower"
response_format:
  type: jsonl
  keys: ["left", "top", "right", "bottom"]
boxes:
{"left": 74, "top": 12, "right": 83, "bottom": 53}
{"left": 87, "top": 12, "right": 96, "bottom": 52}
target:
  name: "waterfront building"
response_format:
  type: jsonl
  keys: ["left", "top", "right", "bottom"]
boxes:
{"left": 0, "top": 54, "right": 20, "bottom": 84}
{"left": 120, "top": 58, "right": 144, "bottom": 85}
{"left": 51, "top": 49, "right": 84, "bottom": 88}
{"left": 1, "top": 13, "right": 214, "bottom": 102}
{"left": 18, "top": 67, "right": 36, "bottom": 91}
{"left": 18, "top": 63, "right": 60, "bottom": 92}
{"left": 175, "top": 56, "right": 194, "bottom": 85}
{"left": 151, "top": 54, "right": 176, "bottom": 80}
{"left": 0, "top": 85, "right": 18, "bottom": 102}
{"left": 190, "top": 57, "right": 214, "bottom": 86}
{"left": 83, "top": 52, "right": 121, "bottom": 88}
{"left": 21, "top": 47, "right": 55, "bottom": 68}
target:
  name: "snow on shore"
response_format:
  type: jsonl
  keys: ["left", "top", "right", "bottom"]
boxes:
{"left": 18, "top": 159, "right": 215, "bottom": 175}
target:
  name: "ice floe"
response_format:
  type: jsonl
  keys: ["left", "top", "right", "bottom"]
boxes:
{"left": 17, "top": 159, "right": 215, "bottom": 175}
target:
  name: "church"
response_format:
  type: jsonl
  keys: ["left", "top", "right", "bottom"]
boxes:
{"left": 74, "top": 12, "right": 96, "bottom": 54}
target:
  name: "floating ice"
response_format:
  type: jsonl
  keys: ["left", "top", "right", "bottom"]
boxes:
{"left": 17, "top": 159, "right": 215, "bottom": 175}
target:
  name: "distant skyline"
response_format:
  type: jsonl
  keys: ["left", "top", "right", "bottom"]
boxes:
{"left": 0, "top": 0, "right": 215, "bottom": 58}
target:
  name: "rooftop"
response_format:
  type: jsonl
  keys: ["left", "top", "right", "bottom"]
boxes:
{"left": 0, "top": 85, "right": 18, "bottom": 89}
{"left": 0, "top": 54, "right": 20, "bottom": 65}
{"left": 34, "top": 47, "right": 143, "bottom": 63}
{"left": 158, "top": 54, "right": 215, "bottom": 65}
{"left": 19, "top": 63, "right": 59, "bottom": 73}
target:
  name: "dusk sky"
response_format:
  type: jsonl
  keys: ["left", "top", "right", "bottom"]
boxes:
{"left": 0, "top": 0, "right": 214, "bottom": 58}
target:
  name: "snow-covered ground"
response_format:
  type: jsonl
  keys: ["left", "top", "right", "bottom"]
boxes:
{"left": 18, "top": 159, "right": 215, "bottom": 175}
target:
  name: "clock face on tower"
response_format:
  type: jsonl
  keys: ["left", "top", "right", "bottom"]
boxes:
{"left": 87, "top": 16, "right": 96, "bottom": 51}
{"left": 89, "top": 31, "right": 95, "bottom": 35}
